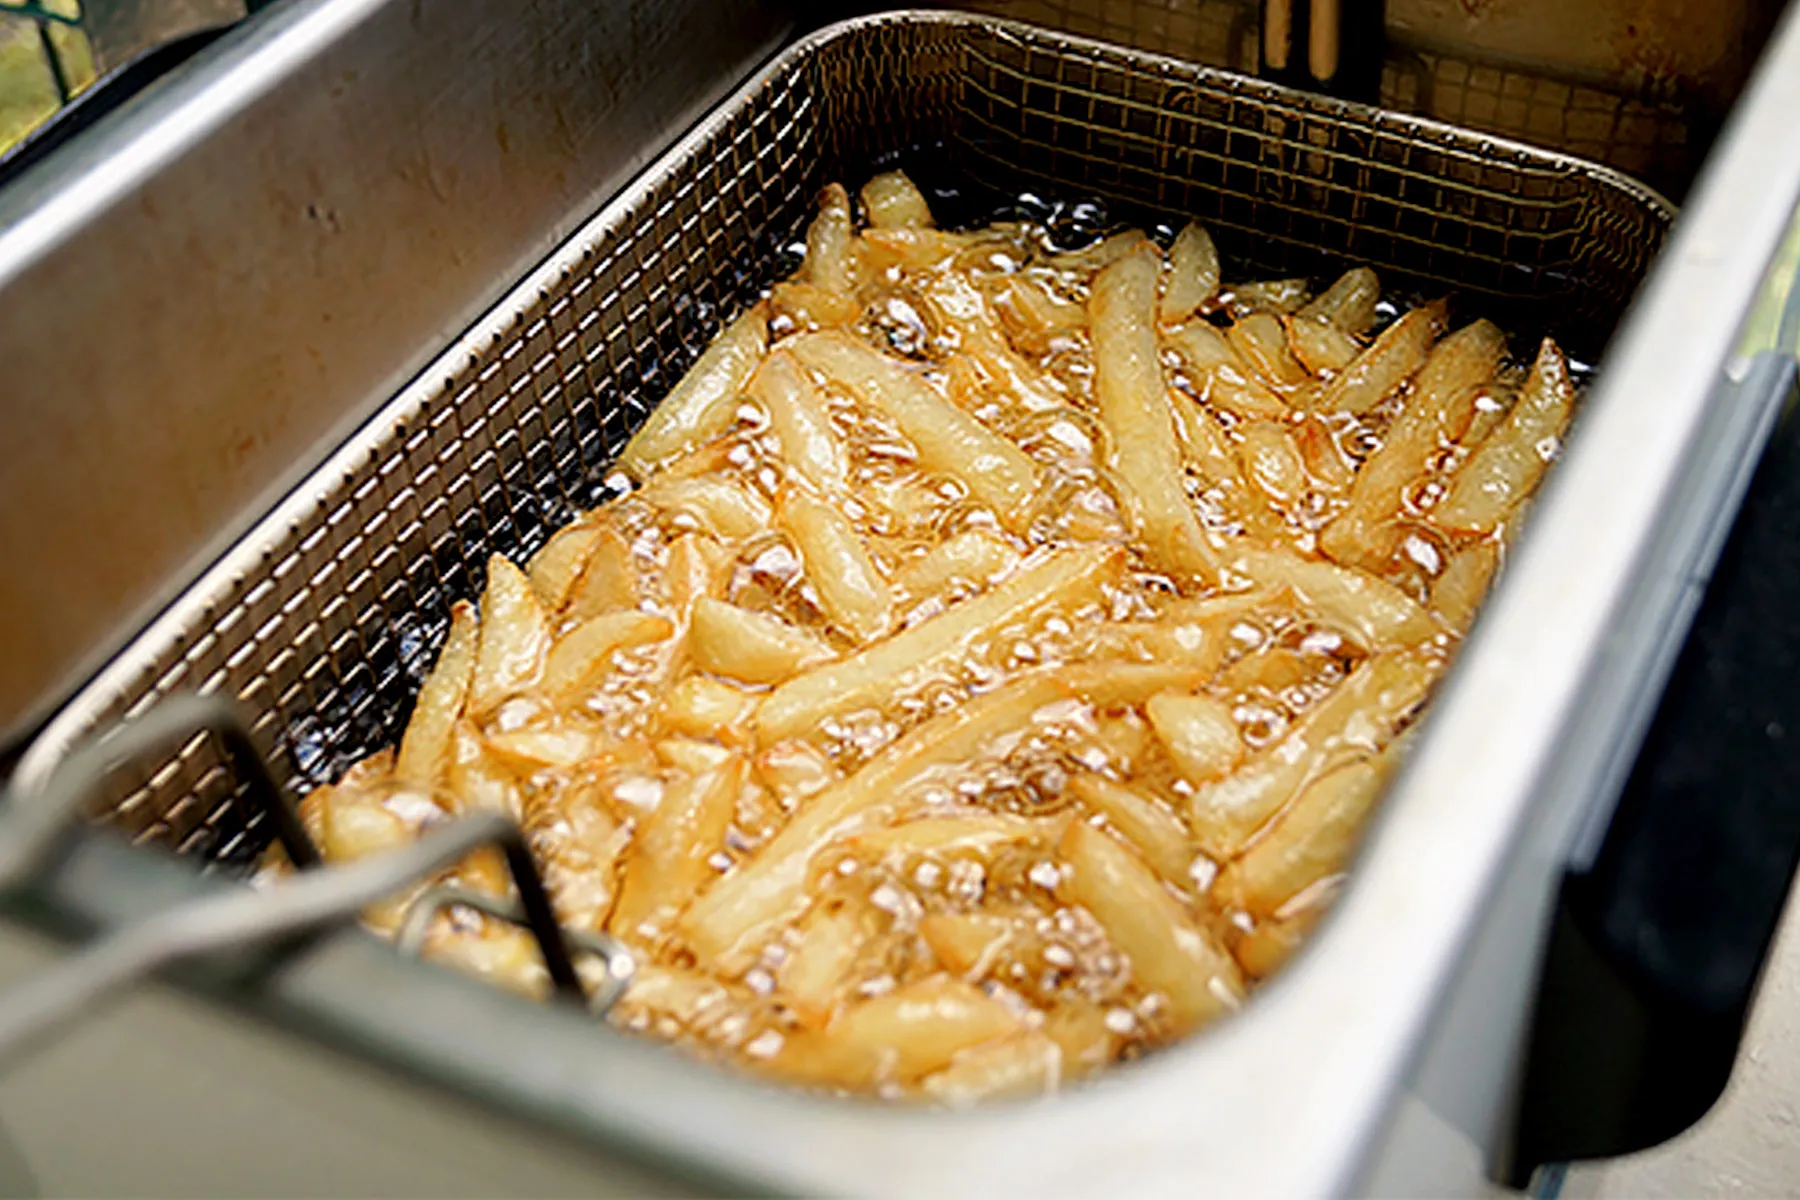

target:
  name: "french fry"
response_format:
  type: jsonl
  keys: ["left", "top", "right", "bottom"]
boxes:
{"left": 446, "top": 721, "right": 523, "bottom": 819}
{"left": 1187, "top": 651, "right": 1435, "bottom": 855}
{"left": 994, "top": 275, "right": 1087, "bottom": 338}
{"left": 527, "top": 524, "right": 602, "bottom": 612}
{"left": 1048, "top": 230, "right": 1148, "bottom": 275}
{"left": 1231, "top": 907, "right": 1324, "bottom": 978}
{"left": 659, "top": 675, "right": 757, "bottom": 741}
{"left": 851, "top": 814, "right": 1063, "bottom": 862}
{"left": 751, "top": 351, "right": 850, "bottom": 498}
{"left": 921, "top": 1030, "right": 1062, "bottom": 1105}
{"left": 640, "top": 475, "right": 773, "bottom": 542}
{"left": 685, "top": 672, "right": 1072, "bottom": 968}
{"left": 828, "top": 974, "right": 1025, "bottom": 1082}
{"left": 1159, "top": 222, "right": 1220, "bottom": 325}
{"left": 893, "top": 528, "right": 1020, "bottom": 605}
{"left": 1321, "top": 320, "right": 1504, "bottom": 566}
{"left": 1232, "top": 545, "right": 1438, "bottom": 648}
{"left": 564, "top": 520, "right": 639, "bottom": 621}
{"left": 1238, "top": 419, "right": 1311, "bottom": 505}
{"left": 616, "top": 304, "right": 767, "bottom": 477}
{"left": 1041, "top": 1003, "right": 1120, "bottom": 1077}
{"left": 1069, "top": 774, "right": 1195, "bottom": 888}
{"left": 1430, "top": 538, "right": 1502, "bottom": 634}
{"left": 1164, "top": 321, "right": 1289, "bottom": 421}
{"left": 770, "top": 280, "right": 862, "bottom": 333}
{"left": 1145, "top": 691, "right": 1243, "bottom": 786}
{"left": 753, "top": 545, "right": 1118, "bottom": 745}
{"left": 540, "top": 610, "right": 673, "bottom": 700}
{"left": 920, "top": 911, "right": 1017, "bottom": 976}
{"left": 688, "top": 597, "right": 833, "bottom": 686}
{"left": 782, "top": 893, "right": 880, "bottom": 1026}
{"left": 1292, "top": 416, "right": 1356, "bottom": 493}
{"left": 802, "top": 182, "right": 859, "bottom": 295}
{"left": 485, "top": 720, "right": 606, "bottom": 771}
{"left": 791, "top": 331, "right": 1042, "bottom": 524}
{"left": 1164, "top": 389, "right": 1287, "bottom": 542}
{"left": 395, "top": 601, "right": 479, "bottom": 787}
{"left": 1091, "top": 247, "right": 1222, "bottom": 582}
{"left": 655, "top": 737, "right": 736, "bottom": 774}
{"left": 1227, "top": 312, "right": 1311, "bottom": 392}
{"left": 525, "top": 781, "right": 629, "bottom": 931}
{"left": 1058, "top": 821, "right": 1243, "bottom": 1031}
{"left": 1312, "top": 301, "right": 1444, "bottom": 414}
{"left": 860, "top": 169, "right": 936, "bottom": 229}
{"left": 1227, "top": 278, "right": 1311, "bottom": 315}
{"left": 1217, "top": 751, "right": 1395, "bottom": 917}
{"left": 1433, "top": 338, "right": 1576, "bottom": 534}
{"left": 610, "top": 757, "right": 744, "bottom": 942}
{"left": 468, "top": 555, "right": 550, "bottom": 717}
{"left": 926, "top": 274, "right": 1066, "bottom": 414}
{"left": 858, "top": 227, "right": 977, "bottom": 272}
{"left": 1286, "top": 314, "right": 1361, "bottom": 375}
{"left": 753, "top": 739, "right": 841, "bottom": 801}
{"left": 1063, "top": 658, "right": 1225, "bottom": 708}
{"left": 1297, "top": 267, "right": 1381, "bottom": 335}
{"left": 781, "top": 488, "right": 894, "bottom": 643}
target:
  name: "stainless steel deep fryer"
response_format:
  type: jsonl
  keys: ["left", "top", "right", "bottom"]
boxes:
{"left": 12, "top": 5, "right": 1800, "bottom": 1197}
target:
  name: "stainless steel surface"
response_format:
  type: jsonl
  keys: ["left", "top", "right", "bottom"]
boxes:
{"left": 10, "top": 10, "right": 1706, "bottom": 1195}
{"left": 0, "top": 0, "right": 793, "bottom": 746}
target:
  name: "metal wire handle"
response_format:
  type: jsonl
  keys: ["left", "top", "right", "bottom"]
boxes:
{"left": 0, "top": 692, "right": 626, "bottom": 1066}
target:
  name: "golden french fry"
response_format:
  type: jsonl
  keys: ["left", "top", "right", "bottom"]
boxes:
{"left": 1232, "top": 545, "right": 1438, "bottom": 648}
{"left": 753, "top": 739, "right": 841, "bottom": 800}
{"left": 1092, "top": 247, "right": 1222, "bottom": 582}
{"left": 1292, "top": 416, "right": 1355, "bottom": 493}
{"left": 395, "top": 601, "right": 479, "bottom": 787}
{"left": 1159, "top": 222, "right": 1220, "bottom": 325}
{"left": 925, "top": 274, "right": 1065, "bottom": 414}
{"left": 1041, "top": 1003, "right": 1120, "bottom": 1078}
{"left": 1165, "top": 321, "right": 1289, "bottom": 421}
{"left": 1286, "top": 314, "right": 1361, "bottom": 375}
{"left": 1227, "top": 312, "right": 1311, "bottom": 392}
{"left": 611, "top": 758, "right": 744, "bottom": 942}
{"left": 751, "top": 351, "right": 850, "bottom": 498}
{"left": 920, "top": 1031, "right": 1061, "bottom": 1105}
{"left": 753, "top": 545, "right": 1118, "bottom": 745}
{"left": 688, "top": 597, "right": 833, "bottom": 686}
{"left": 524, "top": 781, "right": 629, "bottom": 931}
{"left": 1433, "top": 338, "right": 1576, "bottom": 534}
{"left": 994, "top": 275, "right": 1087, "bottom": 338}
{"left": 541, "top": 610, "right": 673, "bottom": 700}
{"left": 1187, "top": 651, "right": 1435, "bottom": 855}
{"left": 1145, "top": 691, "right": 1243, "bottom": 786}
{"left": 1231, "top": 907, "right": 1324, "bottom": 978}
{"left": 660, "top": 532, "right": 732, "bottom": 623}
{"left": 860, "top": 170, "right": 935, "bottom": 229}
{"left": 1163, "top": 389, "right": 1287, "bottom": 542}
{"left": 1312, "top": 301, "right": 1444, "bottom": 414}
{"left": 468, "top": 555, "right": 550, "bottom": 717}
{"left": 802, "top": 182, "right": 858, "bottom": 295}
{"left": 685, "top": 671, "right": 1073, "bottom": 968}
{"left": 1058, "top": 821, "right": 1242, "bottom": 1032}
{"left": 639, "top": 475, "right": 773, "bottom": 542}
{"left": 791, "top": 331, "right": 1042, "bottom": 524}
{"left": 858, "top": 227, "right": 978, "bottom": 272}
{"left": 659, "top": 675, "right": 757, "bottom": 742}
{"left": 1321, "top": 320, "right": 1505, "bottom": 567}
{"left": 485, "top": 720, "right": 607, "bottom": 771}
{"left": 1063, "top": 658, "right": 1226, "bottom": 708}
{"left": 893, "top": 527, "right": 1020, "bottom": 606}
{"left": 1297, "top": 267, "right": 1380, "bottom": 335}
{"left": 1218, "top": 751, "right": 1394, "bottom": 917}
{"left": 782, "top": 894, "right": 880, "bottom": 1027}
{"left": 527, "top": 524, "right": 602, "bottom": 612}
{"left": 564, "top": 520, "right": 639, "bottom": 621}
{"left": 617, "top": 304, "right": 767, "bottom": 477}
{"left": 829, "top": 974, "right": 1026, "bottom": 1082}
{"left": 654, "top": 737, "right": 736, "bottom": 774}
{"left": 851, "top": 814, "right": 1063, "bottom": 863}
{"left": 770, "top": 280, "right": 862, "bottom": 333}
{"left": 920, "top": 911, "right": 1017, "bottom": 976}
{"left": 1430, "top": 538, "right": 1502, "bottom": 634}
{"left": 1226, "top": 278, "right": 1310, "bottom": 315}
{"left": 447, "top": 721, "right": 522, "bottom": 819}
{"left": 781, "top": 488, "right": 893, "bottom": 643}
{"left": 1238, "top": 419, "right": 1311, "bottom": 505}
{"left": 1069, "top": 774, "right": 1195, "bottom": 888}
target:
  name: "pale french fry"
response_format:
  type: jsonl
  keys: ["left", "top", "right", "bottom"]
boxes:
{"left": 1058, "top": 821, "right": 1243, "bottom": 1031}
{"left": 610, "top": 758, "right": 744, "bottom": 941}
{"left": 1164, "top": 389, "right": 1286, "bottom": 541}
{"left": 1218, "top": 751, "right": 1395, "bottom": 917}
{"left": 317, "top": 789, "right": 413, "bottom": 863}
{"left": 925, "top": 274, "right": 1065, "bottom": 414}
{"left": 1145, "top": 691, "right": 1242, "bottom": 786}
{"left": 615, "top": 963, "right": 742, "bottom": 1032}
{"left": 782, "top": 894, "right": 880, "bottom": 1026}
{"left": 1296, "top": 268, "right": 1380, "bottom": 335}
{"left": 527, "top": 524, "right": 602, "bottom": 612}
{"left": 828, "top": 974, "right": 1025, "bottom": 1082}
{"left": 751, "top": 352, "right": 851, "bottom": 498}
{"left": 688, "top": 597, "right": 833, "bottom": 686}
{"left": 1232, "top": 545, "right": 1438, "bottom": 648}
{"left": 860, "top": 170, "right": 936, "bottom": 229}
{"left": 564, "top": 520, "right": 639, "bottom": 621}
{"left": 1231, "top": 907, "right": 1324, "bottom": 978}
{"left": 1238, "top": 419, "right": 1311, "bottom": 505}
{"left": 781, "top": 488, "right": 893, "bottom": 643}
{"left": 770, "top": 280, "right": 862, "bottom": 333}
{"left": 1292, "top": 416, "right": 1355, "bottom": 493}
{"left": 655, "top": 737, "right": 735, "bottom": 774}
{"left": 468, "top": 555, "right": 550, "bottom": 717}
{"left": 1063, "top": 659, "right": 1226, "bottom": 708}
{"left": 659, "top": 675, "right": 757, "bottom": 741}
{"left": 858, "top": 227, "right": 977, "bottom": 272}
{"left": 1159, "top": 222, "right": 1220, "bottom": 325}
{"left": 994, "top": 275, "right": 1087, "bottom": 338}
{"left": 791, "top": 331, "right": 1042, "bottom": 523}
{"left": 753, "top": 739, "right": 841, "bottom": 800}
{"left": 525, "top": 781, "right": 629, "bottom": 931}
{"left": 1227, "top": 312, "right": 1311, "bottom": 392}
{"left": 753, "top": 545, "right": 1118, "bottom": 745}
{"left": 395, "top": 601, "right": 479, "bottom": 788}
{"left": 616, "top": 304, "right": 767, "bottom": 477}
{"left": 920, "top": 1031, "right": 1061, "bottom": 1105}
{"left": 447, "top": 721, "right": 523, "bottom": 819}
{"left": 1080, "top": 711, "right": 1152, "bottom": 775}
{"left": 1164, "top": 321, "right": 1289, "bottom": 421}
{"left": 802, "top": 182, "right": 858, "bottom": 295}
{"left": 1286, "top": 314, "right": 1361, "bottom": 375}
{"left": 661, "top": 532, "right": 732, "bottom": 623}
{"left": 1312, "top": 302, "right": 1444, "bottom": 414}
{"left": 1187, "top": 652, "right": 1435, "bottom": 855}
{"left": 920, "top": 911, "right": 1017, "bottom": 976}
{"left": 1227, "top": 278, "right": 1310, "bottom": 315}
{"left": 640, "top": 475, "right": 773, "bottom": 542}
{"left": 685, "top": 672, "right": 1072, "bottom": 968}
{"left": 851, "top": 814, "right": 1062, "bottom": 862}
{"left": 1041, "top": 1003, "right": 1119, "bottom": 1077}
{"left": 893, "top": 528, "right": 1020, "bottom": 605}
{"left": 1430, "top": 538, "right": 1502, "bottom": 634}
{"left": 540, "top": 610, "right": 673, "bottom": 700}
{"left": 1069, "top": 774, "right": 1195, "bottom": 888}
{"left": 425, "top": 924, "right": 547, "bottom": 999}
{"left": 485, "top": 721, "right": 607, "bottom": 771}
{"left": 1321, "top": 320, "right": 1505, "bottom": 566}
{"left": 1091, "top": 247, "right": 1221, "bottom": 582}
{"left": 1433, "top": 338, "right": 1576, "bottom": 534}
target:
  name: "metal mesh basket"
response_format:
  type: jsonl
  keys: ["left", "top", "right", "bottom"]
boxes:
{"left": 20, "top": 11, "right": 1672, "bottom": 879}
